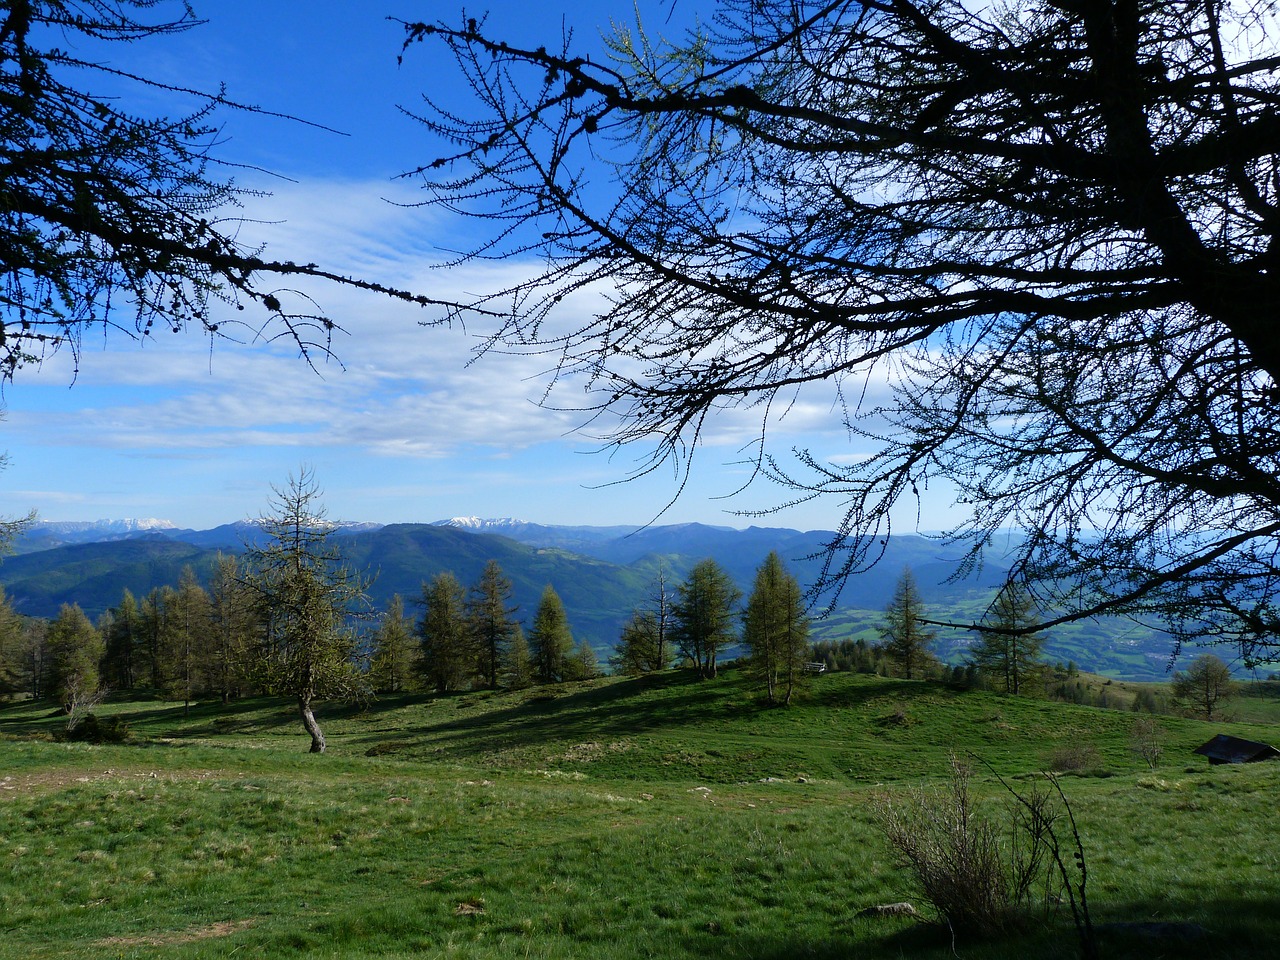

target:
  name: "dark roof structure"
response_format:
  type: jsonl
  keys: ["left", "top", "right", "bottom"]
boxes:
{"left": 1192, "top": 734, "right": 1280, "bottom": 765}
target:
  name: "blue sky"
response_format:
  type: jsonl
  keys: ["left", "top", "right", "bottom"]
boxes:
{"left": 4, "top": 1, "right": 959, "bottom": 533}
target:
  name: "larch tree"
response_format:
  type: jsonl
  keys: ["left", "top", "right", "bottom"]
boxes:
{"left": 968, "top": 580, "right": 1046, "bottom": 695}
{"left": 0, "top": 0, "right": 444, "bottom": 382}
{"left": 1171, "top": 653, "right": 1237, "bottom": 720}
{"left": 528, "top": 585, "right": 573, "bottom": 684}
{"left": 672, "top": 558, "right": 741, "bottom": 679}
{"left": 243, "top": 469, "right": 369, "bottom": 753}
{"left": 139, "top": 586, "right": 171, "bottom": 691}
{"left": 0, "top": 586, "right": 30, "bottom": 698}
{"left": 43, "top": 602, "right": 105, "bottom": 719}
{"left": 611, "top": 566, "right": 677, "bottom": 675}
{"left": 742, "top": 551, "right": 810, "bottom": 705}
{"left": 102, "top": 588, "right": 142, "bottom": 692}
{"left": 418, "top": 571, "right": 475, "bottom": 693}
{"left": 167, "top": 565, "right": 211, "bottom": 715}
{"left": 369, "top": 595, "right": 418, "bottom": 694}
{"left": 400, "top": 0, "right": 1280, "bottom": 661}
{"left": 207, "top": 552, "right": 259, "bottom": 703}
{"left": 879, "top": 568, "right": 938, "bottom": 681}
{"left": 568, "top": 638, "right": 599, "bottom": 682}
{"left": 612, "top": 610, "right": 665, "bottom": 676}
{"left": 502, "top": 623, "right": 534, "bottom": 690}
{"left": 23, "top": 618, "right": 48, "bottom": 700}
{"left": 466, "top": 560, "right": 518, "bottom": 690}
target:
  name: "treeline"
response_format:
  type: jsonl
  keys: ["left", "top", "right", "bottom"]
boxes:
{"left": 0, "top": 555, "right": 272, "bottom": 712}
{"left": 411, "top": 551, "right": 813, "bottom": 706}
{"left": 375, "top": 560, "right": 600, "bottom": 695}
{"left": 608, "top": 554, "right": 812, "bottom": 705}
{"left": 0, "top": 556, "right": 603, "bottom": 709}
{"left": 806, "top": 568, "right": 1038, "bottom": 689}
{"left": 0, "top": 548, "right": 818, "bottom": 710}
{"left": 0, "top": 541, "right": 1219, "bottom": 722}
{"left": 809, "top": 568, "right": 1198, "bottom": 716}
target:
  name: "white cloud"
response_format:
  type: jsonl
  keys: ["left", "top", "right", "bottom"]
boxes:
{"left": 5, "top": 171, "right": 929, "bottom": 539}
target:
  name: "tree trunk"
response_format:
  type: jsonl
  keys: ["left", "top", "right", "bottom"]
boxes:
{"left": 298, "top": 695, "right": 326, "bottom": 753}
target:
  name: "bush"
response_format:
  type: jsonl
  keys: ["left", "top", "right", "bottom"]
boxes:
{"left": 62, "top": 713, "right": 130, "bottom": 744}
{"left": 1047, "top": 742, "right": 1102, "bottom": 774}
{"left": 1129, "top": 717, "right": 1165, "bottom": 770}
{"left": 873, "top": 755, "right": 1051, "bottom": 939}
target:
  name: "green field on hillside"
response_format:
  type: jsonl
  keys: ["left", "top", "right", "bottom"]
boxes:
{"left": 2, "top": 670, "right": 1278, "bottom": 959}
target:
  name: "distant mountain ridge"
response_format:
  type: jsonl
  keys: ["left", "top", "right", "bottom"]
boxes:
{"left": 35, "top": 518, "right": 177, "bottom": 533}
{"left": 15, "top": 518, "right": 385, "bottom": 554}
{"left": 0, "top": 517, "right": 1185, "bottom": 679}
{"left": 7, "top": 514, "right": 986, "bottom": 618}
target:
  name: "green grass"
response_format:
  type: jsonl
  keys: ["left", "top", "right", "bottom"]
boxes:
{"left": 2, "top": 670, "right": 1279, "bottom": 958}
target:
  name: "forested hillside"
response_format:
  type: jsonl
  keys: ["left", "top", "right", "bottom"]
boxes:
{"left": 0, "top": 521, "right": 1190, "bottom": 678}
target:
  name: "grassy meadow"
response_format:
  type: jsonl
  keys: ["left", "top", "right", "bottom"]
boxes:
{"left": 2, "top": 669, "right": 1279, "bottom": 959}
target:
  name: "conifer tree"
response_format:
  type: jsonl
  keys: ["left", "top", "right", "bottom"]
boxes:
{"left": 102, "top": 589, "right": 142, "bottom": 691}
{"left": 968, "top": 580, "right": 1046, "bottom": 695}
{"left": 369, "top": 595, "right": 418, "bottom": 693}
{"left": 528, "top": 585, "right": 573, "bottom": 684}
{"left": 569, "top": 638, "right": 599, "bottom": 682}
{"left": 418, "top": 572, "right": 475, "bottom": 692}
{"left": 672, "top": 558, "right": 741, "bottom": 679}
{"left": 503, "top": 624, "right": 533, "bottom": 690}
{"left": 0, "top": 1, "right": 428, "bottom": 381}
{"left": 139, "top": 586, "right": 171, "bottom": 691}
{"left": 23, "top": 619, "right": 47, "bottom": 700}
{"left": 44, "top": 603, "right": 105, "bottom": 716}
{"left": 742, "top": 551, "right": 810, "bottom": 705}
{"left": 208, "top": 553, "right": 258, "bottom": 703}
{"left": 167, "top": 566, "right": 212, "bottom": 714}
{"left": 466, "top": 560, "right": 518, "bottom": 689}
{"left": 1172, "top": 653, "right": 1236, "bottom": 720}
{"left": 0, "top": 586, "right": 30, "bottom": 698}
{"left": 404, "top": 0, "right": 1280, "bottom": 659}
{"left": 243, "top": 469, "right": 368, "bottom": 753}
{"left": 645, "top": 565, "right": 676, "bottom": 673}
{"left": 879, "top": 568, "right": 938, "bottom": 680}
{"left": 368, "top": 599, "right": 417, "bottom": 696}
{"left": 611, "top": 567, "right": 677, "bottom": 675}
{"left": 612, "top": 610, "right": 664, "bottom": 675}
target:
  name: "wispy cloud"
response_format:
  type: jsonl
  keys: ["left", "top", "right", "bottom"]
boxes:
{"left": 4, "top": 173, "right": 957, "bottom": 531}
{"left": 14, "top": 175, "right": 862, "bottom": 467}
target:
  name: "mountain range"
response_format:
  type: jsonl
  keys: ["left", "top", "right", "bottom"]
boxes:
{"left": 0, "top": 517, "right": 1184, "bottom": 679}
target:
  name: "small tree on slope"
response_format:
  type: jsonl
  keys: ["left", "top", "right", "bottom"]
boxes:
{"left": 743, "top": 551, "right": 810, "bottom": 705}
{"left": 243, "top": 469, "right": 368, "bottom": 753}
{"left": 880, "top": 568, "right": 938, "bottom": 680}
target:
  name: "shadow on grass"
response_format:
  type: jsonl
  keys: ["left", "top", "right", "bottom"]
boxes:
{"left": 888, "top": 890, "right": 1280, "bottom": 960}
{"left": 1084, "top": 890, "right": 1280, "bottom": 960}
{"left": 359, "top": 671, "right": 739, "bottom": 757}
{"left": 0, "top": 691, "right": 299, "bottom": 742}
{"left": 801, "top": 674, "right": 919, "bottom": 709}
{"left": 722, "top": 889, "right": 1280, "bottom": 960}
{"left": 346, "top": 672, "right": 959, "bottom": 769}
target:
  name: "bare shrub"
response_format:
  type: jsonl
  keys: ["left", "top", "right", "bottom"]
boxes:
{"left": 64, "top": 713, "right": 130, "bottom": 744}
{"left": 65, "top": 682, "right": 108, "bottom": 734}
{"left": 872, "top": 755, "right": 1051, "bottom": 939}
{"left": 1129, "top": 717, "right": 1164, "bottom": 770}
{"left": 1048, "top": 743, "right": 1102, "bottom": 774}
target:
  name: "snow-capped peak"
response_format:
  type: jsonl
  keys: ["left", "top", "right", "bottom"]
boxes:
{"left": 436, "top": 517, "right": 530, "bottom": 530}
{"left": 36, "top": 518, "right": 178, "bottom": 534}
{"left": 99, "top": 518, "right": 178, "bottom": 532}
